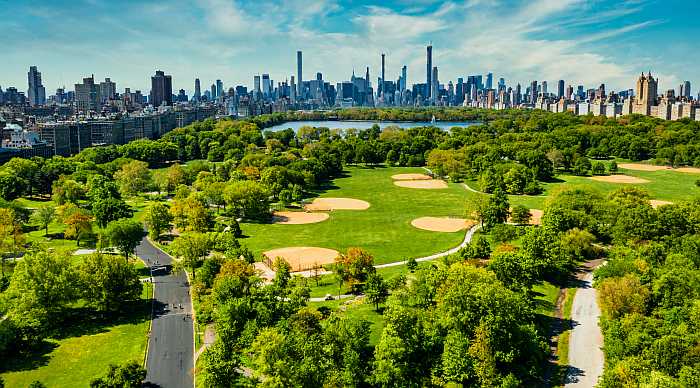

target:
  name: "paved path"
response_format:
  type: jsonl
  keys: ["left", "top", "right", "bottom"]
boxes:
{"left": 136, "top": 237, "right": 194, "bottom": 388}
{"left": 565, "top": 269, "right": 604, "bottom": 388}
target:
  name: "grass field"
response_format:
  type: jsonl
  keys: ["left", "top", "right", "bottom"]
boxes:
{"left": 0, "top": 284, "right": 152, "bottom": 387}
{"left": 242, "top": 166, "right": 471, "bottom": 265}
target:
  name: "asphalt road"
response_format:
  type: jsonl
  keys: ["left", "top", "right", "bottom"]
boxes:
{"left": 136, "top": 237, "right": 194, "bottom": 388}
{"left": 565, "top": 270, "right": 604, "bottom": 388}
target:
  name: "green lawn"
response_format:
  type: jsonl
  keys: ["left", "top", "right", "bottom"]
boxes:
{"left": 242, "top": 166, "right": 471, "bottom": 265}
{"left": 0, "top": 284, "right": 152, "bottom": 387}
{"left": 311, "top": 298, "right": 386, "bottom": 346}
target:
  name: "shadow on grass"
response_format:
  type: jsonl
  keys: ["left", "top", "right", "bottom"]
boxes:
{"left": 0, "top": 299, "right": 151, "bottom": 374}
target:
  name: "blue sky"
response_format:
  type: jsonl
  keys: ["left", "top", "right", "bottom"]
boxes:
{"left": 2, "top": 0, "right": 698, "bottom": 96}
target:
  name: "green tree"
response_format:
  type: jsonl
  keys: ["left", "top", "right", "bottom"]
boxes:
{"left": 406, "top": 257, "right": 418, "bottom": 272}
{"left": 104, "top": 219, "right": 144, "bottom": 260}
{"left": 365, "top": 272, "right": 389, "bottom": 311}
{"left": 78, "top": 253, "right": 142, "bottom": 311}
{"left": 483, "top": 188, "right": 509, "bottom": 230}
{"left": 171, "top": 233, "right": 212, "bottom": 279}
{"left": 144, "top": 202, "right": 173, "bottom": 241}
{"left": 89, "top": 360, "right": 146, "bottom": 388}
{"left": 591, "top": 161, "right": 606, "bottom": 175}
{"left": 31, "top": 205, "right": 55, "bottom": 236}
{"left": 63, "top": 211, "right": 93, "bottom": 246}
{"left": 114, "top": 160, "right": 152, "bottom": 197}
{"left": 223, "top": 180, "right": 270, "bottom": 220}
{"left": 92, "top": 197, "right": 132, "bottom": 228}
{"left": 511, "top": 205, "right": 531, "bottom": 225}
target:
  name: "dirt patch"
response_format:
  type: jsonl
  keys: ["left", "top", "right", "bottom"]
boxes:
{"left": 304, "top": 197, "right": 370, "bottom": 211}
{"left": 391, "top": 173, "right": 432, "bottom": 180}
{"left": 272, "top": 211, "right": 329, "bottom": 224}
{"left": 394, "top": 179, "right": 448, "bottom": 189}
{"left": 253, "top": 262, "right": 276, "bottom": 282}
{"left": 589, "top": 175, "right": 650, "bottom": 184}
{"left": 675, "top": 167, "right": 700, "bottom": 174}
{"left": 508, "top": 208, "right": 543, "bottom": 225}
{"left": 618, "top": 163, "right": 670, "bottom": 171}
{"left": 263, "top": 247, "right": 340, "bottom": 272}
{"left": 411, "top": 217, "right": 475, "bottom": 232}
{"left": 650, "top": 200, "right": 673, "bottom": 208}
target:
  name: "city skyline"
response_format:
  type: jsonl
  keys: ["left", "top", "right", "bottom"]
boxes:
{"left": 2, "top": 0, "right": 699, "bottom": 93}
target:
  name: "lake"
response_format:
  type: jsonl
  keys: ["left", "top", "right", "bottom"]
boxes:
{"left": 265, "top": 120, "right": 481, "bottom": 132}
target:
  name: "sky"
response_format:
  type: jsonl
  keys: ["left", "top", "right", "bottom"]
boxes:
{"left": 2, "top": 0, "right": 699, "bottom": 96}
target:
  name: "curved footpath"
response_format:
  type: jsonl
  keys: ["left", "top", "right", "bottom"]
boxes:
{"left": 136, "top": 237, "right": 194, "bottom": 388}
{"left": 565, "top": 264, "right": 605, "bottom": 388}
{"left": 306, "top": 224, "right": 480, "bottom": 302}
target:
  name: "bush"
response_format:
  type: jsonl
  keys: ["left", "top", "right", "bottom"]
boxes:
{"left": 490, "top": 224, "right": 519, "bottom": 243}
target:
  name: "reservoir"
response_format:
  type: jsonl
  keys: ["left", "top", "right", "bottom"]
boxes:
{"left": 265, "top": 120, "right": 481, "bottom": 132}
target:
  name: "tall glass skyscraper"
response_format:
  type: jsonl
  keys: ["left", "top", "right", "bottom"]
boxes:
{"left": 426, "top": 44, "right": 432, "bottom": 100}
{"left": 297, "top": 51, "right": 303, "bottom": 99}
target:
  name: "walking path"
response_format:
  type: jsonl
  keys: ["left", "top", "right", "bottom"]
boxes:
{"left": 136, "top": 237, "right": 194, "bottom": 388}
{"left": 565, "top": 263, "right": 605, "bottom": 388}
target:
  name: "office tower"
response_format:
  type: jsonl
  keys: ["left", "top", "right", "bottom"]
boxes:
{"left": 681, "top": 81, "right": 691, "bottom": 99}
{"left": 150, "top": 70, "right": 173, "bottom": 107}
{"left": 254, "top": 76, "right": 261, "bottom": 95}
{"left": 262, "top": 74, "right": 270, "bottom": 98}
{"left": 194, "top": 79, "right": 201, "bottom": 101}
{"left": 485, "top": 72, "right": 493, "bottom": 90}
{"left": 55, "top": 88, "right": 66, "bottom": 104}
{"left": 566, "top": 85, "right": 573, "bottom": 100}
{"left": 401, "top": 65, "right": 407, "bottom": 92}
{"left": 75, "top": 75, "right": 99, "bottom": 112}
{"left": 542, "top": 81, "right": 548, "bottom": 96}
{"left": 426, "top": 44, "right": 432, "bottom": 99}
{"left": 636, "top": 73, "right": 658, "bottom": 105}
{"left": 297, "top": 50, "right": 303, "bottom": 98}
{"left": 210, "top": 84, "right": 216, "bottom": 100}
{"left": 558, "top": 80, "right": 565, "bottom": 99}
{"left": 381, "top": 53, "right": 385, "bottom": 98}
{"left": 99, "top": 78, "right": 116, "bottom": 103}
{"left": 530, "top": 81, "right": 538, "bottom": 103}
{"left": 177, "top": 89, "right": 187, "bottom": 102}
{"left": 290, "top": 75, "right": 296, "bottom": 102}
{"left": 27, "top": 66, "right": 46, "bottom": 106}
{"left": 216, "top": 80, "right": 223, "bottom": 100}
{"left": 431, "top": 66, "right": 438, "bottom": 103}
{"left": 515, "top": 83, "right": 522, "bottom": 105}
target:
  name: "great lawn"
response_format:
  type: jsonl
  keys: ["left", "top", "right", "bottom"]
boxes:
{"left": 0, "top": 284, "right": 152, "bottom": 387}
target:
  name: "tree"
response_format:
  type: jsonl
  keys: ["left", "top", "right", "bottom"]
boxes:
{"left": 31, "top": 206, "right": 55, "bottom": 236}
{"left": 0, "top": 208, "right": 23, "bottom": 276}
{"left": 591, "top": 161, "right": 606, "bottom": 175}
{"left": 511, "top": 205, "right": 531, "bottom": 225}
{"left": 64, "top": 211, "right": 93, "bottom": 246}
{"left": 406, "top": 257, "right": 418, "bottom": 272}
{"left": 335, "top": 247, "right": 376, "bottom": 288}
{"left": 171, "top": 233, "right": 212, "bottom": 278}
{"left": 608, "top": 160, "right": 619, "bottom": 174}
{"left": 114, "top": 160, "right": 152, "bottom": 197}
{"left": 104, "top": 219, "right": 144, "bottom": 260}
{"left": 365, "top": 273, "right": 389, "bottom": 311}
{"left": 223, "top": 180, "right": 270, "bottom": 220}
{"left": 144, "top": 202, "right": 173, "bottom": 241}
{"left": 51, "top": 177, "right": 84, "bottom": 204}
{"left": 483, "top": 188, "right": 509, "bottom": 230}
{"left": 572, "top": 157, "right": 592, "bottom": 176}
{"left": 92, "top": 197, "right": 132, "bottom": 228}
{"left": 90, "top": 360, "right": 146, "bottom": 388}
{"left": 78, "top": 253, "right": 142, "bottom": 311}
{"left": 598, "top": 274, "right": 650, "bottom": 319}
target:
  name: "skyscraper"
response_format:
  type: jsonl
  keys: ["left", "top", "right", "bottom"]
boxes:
{"left": 194, "top": 78, "right": 201, "bottom": 101}
{"left": 682, "top": 81, "right": 691, "bottom": 99}
{"left": 426, "top": 44, "right": 432, "bottom": 100}
{"left": 634, "top": 72, "right": 658, "bottom": 115}
{"left": 254, "top": 76, "right": 261, "bottom": 96}
{"left": 75, "top": 75, "right": 99, "bottom": 112}
{"left": 485, "top": 72, "right": 493, "bottom": 90}
{"left": 99, "top": 78, "right": 116, "bottom": 103}
{"left": 530, "top": 81, "right": 538, "bottom": 104}
{"left": 211, "top": 84, "right": 216, "bottom": 100}
{"left": 262, "top": 74, "right": 271, "bottom": 98}
{"left": 27, "top": 66, "right": 46, "bottom": 106}
{"left": 150, "top": 70, "right": 172, "bottom": 107}
{"left": 216, "top": 80, "right": 223, "bottom": 100}
{"left": 297, "top": 50, "right": 303, "bottom": 99}
{"left": 431, "top": 66, "right": 438, "bottom": 103}
{"left": 381, "top": 53, "right": 386, "bottom": 98}
{"left": 401, "top": 65, "right": 407, "bottom": 92}
{"left": 542, "top": 81, "right": 548, "bottom": 95}
{"left": 558, "top": 80, "right": 565, "bottom": 99}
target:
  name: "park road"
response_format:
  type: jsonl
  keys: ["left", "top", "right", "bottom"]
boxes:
{"left": 136, "top": 237, "right": 194, "bottom": 388}
{"left": 565, "top": 268, "right": 604, "bottom": 388}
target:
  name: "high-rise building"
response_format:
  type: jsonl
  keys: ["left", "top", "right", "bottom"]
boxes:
{"left": 194, "top": 78, "right": 201, "bottom": 101}
{"left": 380, "top": 53, "right": 386, "bottom": 98}
{"left": 681, "top": 81, "right": 691, "bottom": 99}
{"left": 75, "top": 75, "right": 99, "bottom": 112}
{"left": 211, "top": 84, "right": 216, "bottom": 100}
{"left": 401, "top": 65, "right": 407, "bottom": 92}
{"left": 262, "top": 74, "right": 271, "bottom": 98}
{"left": 431, "top": 66, "right": 438, "bottom": 103}
{"left": 27, "top": 66, "right": 46, "bottom": 106}
{"left": 150, "top": 70, "right": 173, "bottom": 107}
{"left": 99, "top": 78, "right": 116, "bottom": 103}
{"left": 216, "top": 80, "right": 223, "bottom": 100}
{"left": 634, "top": 72, "right": 658, "bottom": 115}
{"left": 542, "top": 81, "right": 548, "bottom": 96}
{"left": 297, "top": 51, "right": 303, "bottom": 99}
{"left": 566, "top": 85, "right": 573, "bottom": 100}
{"left": 558, "top": 80, "right": 565, "bottom": 99}
{"left": 485, "top": 72, "right": 493, "bottom": 90}
{"left": 426, "top": 44, "right": 432, "bottom": 100}
{"left": 530, "top": 81, "right": 538, "bottom": 104}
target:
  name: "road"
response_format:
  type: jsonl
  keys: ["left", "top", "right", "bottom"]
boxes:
{"left": 136, "top": 237, "right": 194, "bottom": 388}
{"left": 565, "top": 269, "right": 604, "bottom": 388}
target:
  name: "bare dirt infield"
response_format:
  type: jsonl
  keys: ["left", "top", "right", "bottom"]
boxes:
{"left": 304, "top": 197, "right": 370, "bottom": 211}
{"left": 272, "top": 211, "right": 329, "bottom": 224}
{"left": 263, "top": 247, "right": 339, "bottom": 272}
{"left": 618, "top": 163, "right": 671, "bottom": 171}
{"left": 394, "top": 179, "right": 448, "bottom": 189}
{"left": 650, "top": 200, "right": 673, "bottom": 208}
{"left": 589, "top": 175, "right": 650, "bottom": 184}
{"left": 391, "top": 173, "right": 433, "bottom": 180}
{"left": 411, "top": 217, "right": 475, "bottom": 232}
{"left": 676, "top": 167, "right": 700, "bottom": 174}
